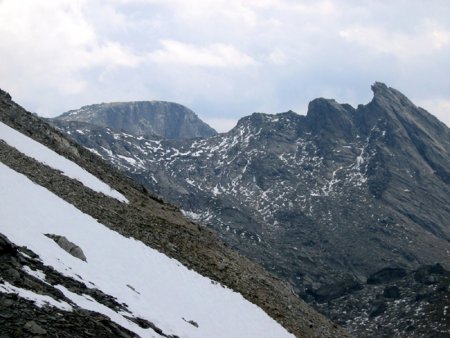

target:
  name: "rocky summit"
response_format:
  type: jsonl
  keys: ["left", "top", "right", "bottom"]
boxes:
{"left": 54, "top": 100, "right": 217, "bottom": 140}
{"left": 50, "top": 83, "right": 450, "bottom": 337}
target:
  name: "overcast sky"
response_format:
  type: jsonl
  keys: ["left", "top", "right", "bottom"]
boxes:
{"left": 1, "top": 0, "right": 450, "bottom": 132}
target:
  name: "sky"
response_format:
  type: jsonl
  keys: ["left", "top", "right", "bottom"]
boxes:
{"left": 1, "top": 0, "right": 450, "bottom": 132}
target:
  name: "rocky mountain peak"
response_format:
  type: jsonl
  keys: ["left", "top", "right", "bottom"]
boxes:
{"left": 371, "top": 81, "right": 390, "bottom": 95}
{"left": 361, "top": 83, "right": 450, "bottom": 185}
{"left": 306, "top": 98, "right": 356, "bottom": 142}
{"left": 54, "top": 100, "right": 217, "bottom": 140}
{"left": 231, "top": 111, "right": 304, "bottom": 146}
{"left": 367, "top": 82, "right": 419, "bottom": 122}
{"left": 371, "top": 81, "right": 412, "bottom": 104}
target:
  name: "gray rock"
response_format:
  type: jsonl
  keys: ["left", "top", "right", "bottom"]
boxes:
{"left": 5, "top": 268, "right": 21, "bottom": 281}
{"left": 52, "top": 101, "right": 217, "bottom": 140}
{"left": 24, "top": 320, "right": 47, "bottom": 335}
{"left": 367, "top": 268, "right": 407, "bottom": 285}
{"left": 309, "top": 278, "right": 363, "bottom": 302}
{"left": 45, "top": 234, "right": 87, "bottom": 262}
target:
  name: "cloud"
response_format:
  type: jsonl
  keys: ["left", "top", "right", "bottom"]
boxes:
{"left": 268, "top": 49, "right": 288, "bottom": 65}
{"left": 0, "top": 0, "right": 450, "bottom": 128}
{"left": 339, "top": 23, "right": 450, "bottom": 59}
{"left": 0, "top": 0, "right": 141, "bottom": 98}
{"left": 147, "top": 40, "right": 257, "bottom": 68}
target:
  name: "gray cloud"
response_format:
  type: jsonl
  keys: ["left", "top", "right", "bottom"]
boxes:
{"left": 1, "top": 0, "right": 450, "bottom": 132}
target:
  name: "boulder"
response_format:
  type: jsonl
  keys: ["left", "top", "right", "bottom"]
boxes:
{"left": 24, "top": 321, "right": 47, "bottom": 335}
{"left": 45, "top": 234, "right": 87, "bottom": 262}
{"left": 309, "top": 278, "right": 363, "bottom": 302}
{"left": 367, "top": 267, "right": 407, "bottom": 284}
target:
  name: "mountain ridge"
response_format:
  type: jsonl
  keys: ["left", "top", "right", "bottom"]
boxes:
{"left": 49, "top": 82, "right": 450, "bottom": 337}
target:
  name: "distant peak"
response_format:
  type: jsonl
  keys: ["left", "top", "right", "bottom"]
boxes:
{"left": 370, "top": 82, "right": 415, "bottom": 110}
{"left": 371, "top": 82, "right": 407, "bottom": 100}
{"left": 371, "top": 81, "right": 389, "bottom": 94}
{"left": 54, "top": 100, "right": 217, "bottom": 139}
{"left": 307, "top": 98, "right": 340, "bottom": 112}
{"left": 371, "top": 82, "right": 400, "bottom": 101}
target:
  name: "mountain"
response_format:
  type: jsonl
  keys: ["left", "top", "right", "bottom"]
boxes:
{"left": 54, "top": 101, "right": 217, "bottom": 139}
{"left": 0, "top": 88, "right": 348, "bottom": 338}
{"left": 50, "top": 83, "right": 450, "bottom": 337}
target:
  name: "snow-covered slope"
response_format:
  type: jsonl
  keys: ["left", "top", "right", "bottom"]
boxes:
{"left": 0, "top": 121, "right": 127, "bottom": 203}
{"left": 0, "top": 162, "right": 294, "bottom": 338}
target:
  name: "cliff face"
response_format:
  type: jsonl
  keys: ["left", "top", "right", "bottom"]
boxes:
{"left": 54, "top": 100, "right": 217, "bottom": 140}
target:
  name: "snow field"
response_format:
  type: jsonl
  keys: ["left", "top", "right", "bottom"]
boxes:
{"left": 0, "top": 162, "right": 294, "bottom": 338}
{"left": 0, "top": 122, "right": 128, "bottom": 203}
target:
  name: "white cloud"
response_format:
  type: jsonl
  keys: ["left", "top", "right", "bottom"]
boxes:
{"left": 339, "top": 22, "right": 450, "bottom": 59}
{"left": 268, "top": 49, "right": 288, "bottom": 65}
{"left": 0, "top": 0, "right": 141, "bottom": 98}
{"left": 148, "top": 40, "right": 257, "bottom": 68}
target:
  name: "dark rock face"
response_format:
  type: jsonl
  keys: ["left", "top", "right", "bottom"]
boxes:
{"left": 307, "top": 278, "right": 363, "bottom": 302}
{"left": 367, "top": 267, "right": 407, "bottom": 284}
{"left": 49, "top": 82, "right": 450, "bottom": 337}
{"left": 52, "top": 101, "right": 217, "bottom": 140}
{"left": 314, "top": 264, "right": 450, "bottom": 337}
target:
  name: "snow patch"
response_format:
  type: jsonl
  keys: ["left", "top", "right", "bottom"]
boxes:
{"left": 0, "top": 281, "right": 73, "bottom": 311}
{"left": 55, "top": 284, "right": 157, "bottom": 337}
{"left": 117, "top": 154, "right": 137, "bottom": 165}
{"left": 22, "top": 266, "right": 47, "bottom": 282}
{"left": 0, "top": 122, "right": 128, "bottom": 203}
{"left": 181, "top": 210, "right": 202, "bottom": 221}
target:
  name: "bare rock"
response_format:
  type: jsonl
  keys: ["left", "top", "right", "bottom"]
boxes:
{"left": 45, "top": 234, "right": 87, "bottom": 262}
{"left": 24, "top": 320, "right": 47, "bottom": 335}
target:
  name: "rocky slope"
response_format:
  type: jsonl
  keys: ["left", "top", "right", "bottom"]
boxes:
{"left": 55, "top": 101, "right": 217, "bottom": 139}
{"left": 311, "top": 263, "right": 450, "bottom": 337}
{"left": 50, "top": 83, "right": 450, "bottom": 337}
{"left": 0, "top": 88, "right": 349, "bottom": 338}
